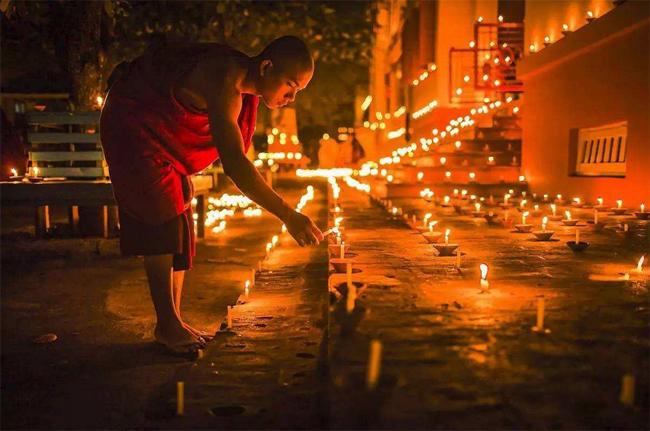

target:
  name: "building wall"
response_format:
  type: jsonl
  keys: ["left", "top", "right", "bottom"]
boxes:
{"left": 519, "top": 1, "right": 650, "bottom": 206}
{"left": 524, "top": 0, "right": 614, "bottom": 52}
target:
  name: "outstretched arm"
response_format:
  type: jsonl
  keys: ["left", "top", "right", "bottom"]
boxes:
{"left": 205, "top": 80, "right": 322, "bottom": 246}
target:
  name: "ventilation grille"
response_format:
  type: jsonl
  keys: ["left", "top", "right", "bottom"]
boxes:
{"left": 575, "top": 121, "right": 627, "bottom": 177}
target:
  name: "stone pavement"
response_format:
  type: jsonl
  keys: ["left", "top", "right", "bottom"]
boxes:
{"left": 326, "top": 183, "right": 648, "bottom": 429}
{"left": 144, "top": 181, "right": 330, "bottom": 429}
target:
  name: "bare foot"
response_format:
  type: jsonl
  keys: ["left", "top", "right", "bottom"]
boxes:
{"left": 183, "top": 322, "right": 215, "bottom": 341}
{"left": 154, "top": 323, "right": 205, "bottom": 353}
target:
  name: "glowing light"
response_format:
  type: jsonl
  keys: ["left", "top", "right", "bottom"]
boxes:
{"left": 445, "top": 171, "right": 451, "bottom": 179}
{"left": 522, "top": 211, "right": 529, "bottom": 225}
{"left": 617, "top": 199, "right": 623, "bottom": 209}
{"left": 417, "top": 172, "right": 424, "bottom": 181}
{"left": 10, "top": 168, "right": 17, "bottom": 177}
{"left": 439, "top": 157, "right": 447, "bottom": 165}
{"left": 542, "top": 216, "right": 548, "bottom": 231}
{"left": 519, "top": 175, "right": 526, "bottom": 182}
{"left": 636, "top": 256, "right": 645, "bottom": 273}
{"left": 361, "top": 95, "right": 372, "bottom": 111}
{"left": 444, "top": 229, "right": 451, "bottom": 244}
{"left": 551, "top": 204, "right": 557, "bottom": 216}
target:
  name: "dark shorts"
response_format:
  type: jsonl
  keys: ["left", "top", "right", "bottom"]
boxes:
{"left": 118, "top": 176, "right": 196, "bottom": 271}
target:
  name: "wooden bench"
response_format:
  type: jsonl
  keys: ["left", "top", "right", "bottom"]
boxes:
{"left": 1, "top": 111, "right": 213, "bottom": 238}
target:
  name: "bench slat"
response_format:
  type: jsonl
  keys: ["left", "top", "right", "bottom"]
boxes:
{"left": 34, "top": 167, "right": 108, "bottom": 178}
{"left": 26, "top": 112, "right": 100, "bottom": 125}
{"left": 28, "top": 132, "right": 100, "bottom": 144}
{"left": 29, "top": 151, "right": 105, "bottom": 162}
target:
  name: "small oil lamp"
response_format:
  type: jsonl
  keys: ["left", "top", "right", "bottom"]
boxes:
{"left": 611, "top": 200, "right": 627, "bottom": 215}
{"left": 635, "top": 203, "right": 649, "bottom": 220}
{"left": 549, "top": 203, "right": 563, "bottom": 221}
{"left": 422, "top": 221, "right": 442, "bottom": 243}
{"left": 533, "top": 216, "right": 555, "bottom": 241}
{"left": 562, "top": 210, "right": 578, "bottom": 226}
{"left": 517, "top": 199, "right": 527, "bottom": 212}
{"left": 567, "top": 226, "right": 589, "bottom": 252}
{"left": 27, "top": 166, "right": 43, "bottom": 182}
{"left": 9, "top": 168, "right": 22, "bottom": 180}
{"left": 441, "top": 195, "right": 452, "bottom": 207}
{"left": 500, "top": 193, "right": 512, "bottom": 208}
{"left": 515, "top": 211, "right": 532, "bottom": 232}
{"left": 472, "top": 202, "right": 485, "bottom": 218}
{"left": 432, "top": 228, "right": 459, "bottom": 256}
{"left": 572, "top": 197, "right": 583, "bottom": 208}
{"left": 532, "top": 204, "right": 542, "bottom": 217}
{"left": 594, "top": 197, "right": 607, "bottom": 210}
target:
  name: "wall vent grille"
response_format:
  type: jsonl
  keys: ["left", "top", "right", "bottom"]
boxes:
{"left": 574, "top": 121, "right": 627, "bottom": 177}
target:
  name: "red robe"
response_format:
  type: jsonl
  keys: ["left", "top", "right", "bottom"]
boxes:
{"left": 100, "top": 42, "right": 259, "bottom": 225}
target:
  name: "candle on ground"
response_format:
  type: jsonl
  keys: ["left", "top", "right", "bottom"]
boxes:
{"left": 565, "top": 210, "right": 571, "bottom": 221}
{"left": 617, "top": 199, "right": 623, "bottom": 209}
{"left": 542, "top": 216, "right": 548, "bottom": 231}
{"left": 551, "top": 204, "right": 557, "bottom": 216}
{"left": 244, "top": 280, "right": 250, "bottom": 298}
{"left": 479, "top": 263, "right": 489, "bottom": 291}
{"left": 423, "top": 213, "right": 432, "bottom": 228}
{"left": 428, "top": 221, "right": 438, "bottom": 232}
{"left": 597, "top": 197, "right": 604, "bottom": 206}
{"left": 366, "top": 340, "right": 382, "bottom": 390}
{"left": 522, "top": 211, "right": 529, "bottom": 225}
{"left": 641, "top": 203, "right": 646, "bottom": 213}
{"left": 10, "top": 168, "right": 17, "bottom": 177}
{"left": 340, "top": 241, "right": 345, "bottom": 259}
{"left": 176, "top": 381, "right": 185, "bottom": 415}
{"left": 444, "top": 229, "right": 451, "bottom": 244}
{"left": 620, "top": 374, "right": 635, "bottom": 406}
{"left": 227, "top": 306, "right": 233, "bottom": 329}
{"left": 635, "top": 256, "right": 645, "bottom": 273}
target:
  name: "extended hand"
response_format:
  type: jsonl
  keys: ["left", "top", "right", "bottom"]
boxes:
{"left": 285, "top": 211, "right": 324, "bottom": 247}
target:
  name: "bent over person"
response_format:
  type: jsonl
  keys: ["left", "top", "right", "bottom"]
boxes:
{"left": 100, "top": 36, "right": 323, "bottom": 356}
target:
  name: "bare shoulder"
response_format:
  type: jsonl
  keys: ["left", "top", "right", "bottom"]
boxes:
{"left": 194, "top": 48, "right": 248, "bottom": 99}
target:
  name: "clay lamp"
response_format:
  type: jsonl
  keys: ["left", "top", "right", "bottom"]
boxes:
{"left": 440, "top": 195, "right": 452, "bottom": 208}
{"left": 567, "top": 228, "right": 589, "bottom": 251}
{"left": 555, "top": 194, "right": 565, "bottom": 205}
{"left": 634, "top": 203, "right": 649, "bottom": 220}
{"left": 593, "top": 197, "right": 608, "bottom": 211}
{"left": 533, "top": 216, "right": 555, "bottom": 241}
{"left": 499, "top": 193, "right": 513, "bottom": 208}
{"left": 571, "top": 197, "right": 583, "bottom": 208}
{"left": 471, "top": 202, "right": 485, "bottom": 218}
{"left": 27, "top": 166, "right": 43, "bottom": 183}
{"left": 9, "top": 168, "right": 22, "bottom": 181}
{"left": 515, "top": 211, "right": 533, "bottom": 233}
{"left": 422, "top": 221, "right": 442, "bottom": 243}
{"left": 330, "top": 257, "right": 354, "bottom": 273}
{"left": 611, "top": 199, "right": 628, "bottom": 215}
{"left": 548, "top": 203, "right": 563, "bottom": 221}
{"left": 483, "top": 211, "right": 500, "bottom": 225}
{"left": 561, "top": 210, "right": 578, "bottom": 226}
{"left": 432, "top": 229, "right": 459, "bottom": 256}
{"left": 619, "top": 256, "right": 647, "bottom": 280}
{"left": 416, "top": 212, "right": 433, "bottom": 232}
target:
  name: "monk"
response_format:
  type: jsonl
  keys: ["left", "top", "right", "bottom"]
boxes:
{"left": 100, "top": 36, "right": 323, "bottom": 356}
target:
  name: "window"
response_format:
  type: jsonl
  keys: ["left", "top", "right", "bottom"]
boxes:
{"left": 573, "top": 121, "right": 627, "bottom": 177}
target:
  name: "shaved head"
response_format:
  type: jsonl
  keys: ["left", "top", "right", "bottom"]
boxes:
{"left": 258, "top": 36, "right": 314, "bottom": 73}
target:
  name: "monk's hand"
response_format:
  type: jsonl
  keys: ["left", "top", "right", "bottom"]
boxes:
{"left": 285, "top": 211, "right": 324, "bottom": 247}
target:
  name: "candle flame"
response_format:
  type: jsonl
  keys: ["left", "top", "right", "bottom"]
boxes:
{"left": 10, "top": 168, "right": 17, "bottom": 177}
{"left": 480, "top": 263, "right": 489, "bottom": 280}
{"left": 542, "top": 216, "right": 548, "bottom": 230}
{"left": 597, "top": 197, "right": 603, "bottom": 205}
{"left": 564, "top": 210, "right": 571, "bottom": 220}
{"left": 637, "top": 256, "right": 645, "bottom": 272}
{"left": 334, "top": 216, "right": 343, "bottom": 227}
{"left": 573, "top": 197, "right": 581, "bottom": 204}
{"left": 440, "top": 157, "right": 447, "bottom": 165}
{"left": 245, "top": 280, "right": 250, "bottom": 289}
{"left": 272, "top": 235, "right": 279, "bottom": 246}
{"left": 520, "top": 199, "right": 527, "bottom": 208}
{"left": 424, "top": 213, "right": 432, "bottom": 222}
{"left": 551, "top": 204, "right": 556, "bottom": 215}
{"left": 33, "top": 166, "right": 40, "bottom": 177}
{"left": 617, "top": 199, "right": 623, "bottom": 209}
{"left": 417, "top": 172, "right": 424, "bottom": 180}
{"left": 266, "top": 243, "right": 272, "bottom": 252}
{"left": 444, "top": 228, "right": 451, "bottom": 243}
{"left": 392, "top": 207, "right": 398, "bottom": 215}
{"left": 475, "top": 203, "right": 481, "bottom": 211}
{"left": 443, "top": 196, "right": 450, "bottom": 204}
{"left": 522, "top": 211, "right": 529, "bottom": 223}
{"left": 641, "top": 203, "right": 645, "bottom": 213}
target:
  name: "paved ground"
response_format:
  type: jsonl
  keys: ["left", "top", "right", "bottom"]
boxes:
{"left": 1, "top": 175, "right": 648, "bottom": 429}
{"left": 1, "top": 178, "right": 326, "bottom": 429}
{"left": 327, "top": 182, "right": 649, "bottom": 429}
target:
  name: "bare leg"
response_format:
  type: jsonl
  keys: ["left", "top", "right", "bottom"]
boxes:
{"left": 172, "top": 270, "right": 213, "bottom": 339}
{"left": 144, "top": 255, "right": 203, "bottom": 350}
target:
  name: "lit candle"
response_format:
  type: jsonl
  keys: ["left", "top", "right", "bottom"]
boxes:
{"left": 340, "top": 241, "right": 345, "bottom": 259}
{"left": 428, "top": 221, "right": 438, "bottom": 232}
{"left": 534, "top": 204, "right": 539, "bottom": 212}
{"left": 443, "top": 196, "right": 451, "bottom": 205}
{"left": 244, "top": 280, "right": 250, "bottom": 298}
{"left": 366, "top": 340, "right": 382, "bottom": 390}
{"left": 479, "top": 263, "right": 489, "bottom": 291}
{"left": 556, "top": 193, "right": 563, "bottom": 202}
{"left": 227, "top": 305, "right": 233, "bottom": 329}
{"left": 641, "top": 203, "right": 645, "bottom": 213}
{"left": 444, "top": 228, "right": 451, "bottom": 244}
{"left": 392, "top": 207, "right": 398, "bottom": 216}
{"left": 573, "top": 197, "right": 581, "bottom": 206}
{"left": 10, "top": 168, "right": 17, "bottom": 177}
{"left": 565, "top": 210, "right": 572, "bottom": 221}
{"left": 176, "top": 381, "right": 185, "bottom": 415}
{"left": 504, "top": 194, "right": 510, "bottom": 205}
{"left": 520, "top": 199, "right": 527, "bottom": 209}
{"left": 475, "top": 203, "right": 481, "bottom": 212}
{"left": 445, "top": 171, "right": 451, "bottom": 180}
{"left": 635, "top": 256, "right": 645, "bottom": 273}
{"left": 522, "top": 211, "right": 529, "bottom": 225}
{"left": 334, "top": 216, "right": 343, "bottom": 228}
{"left": 551, "top": 204, "right": 557, "bottom": 216}
{"left": 620, "top": 374, "right": 635, "bottom": 406}
{"left": 542, "top": 216, "right": 548, "bottom": 231}
{"left": 597, "top": 197, "right": 604, "bottom": 207}
{"left": 417, "top": 171, "right": 424, "bottom": 182}
{"left": 272, "top": 234, "right": 279, "bottom": 247}
{"left": 617, "top": 199, "right": 623, "bottom": 209}
{"left": 423, "top": 212, "right": 432, "bottom": 227}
